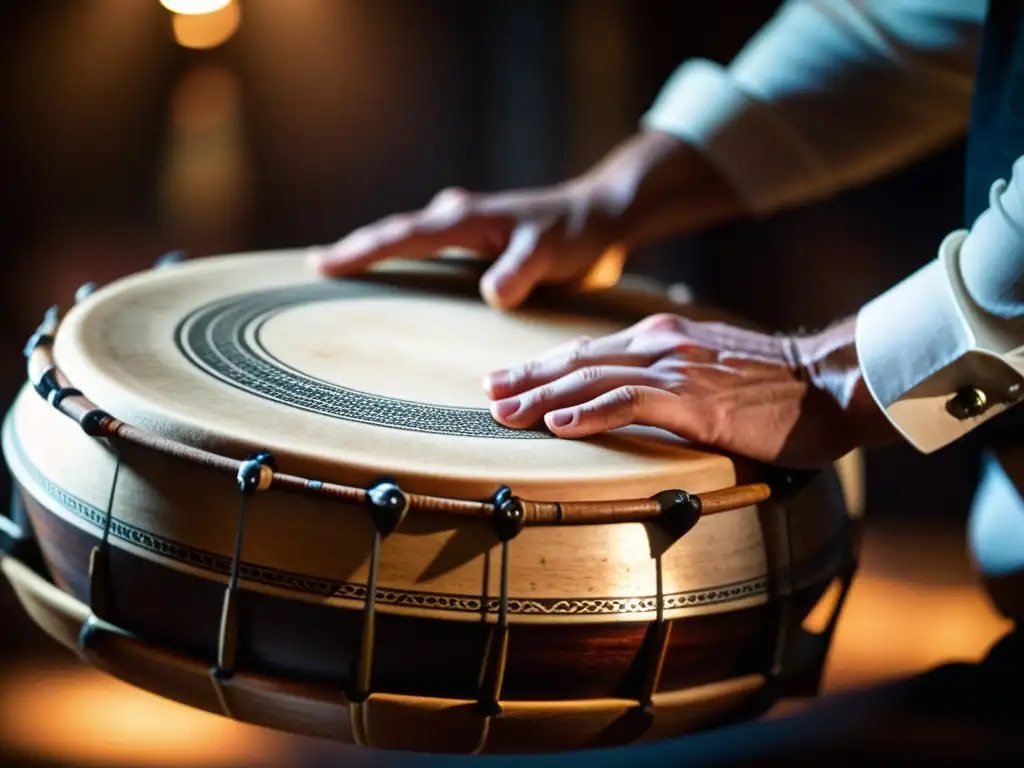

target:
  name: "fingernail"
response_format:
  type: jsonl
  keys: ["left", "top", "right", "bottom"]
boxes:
{"left": 492, "top": 397, "right": 520, "bottom": 420}
{"left": 547, "top": 410, "right": 576, "bottom": 429}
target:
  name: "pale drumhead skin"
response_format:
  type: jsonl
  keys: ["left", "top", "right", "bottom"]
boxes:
{"left": 53, "top": 253, "right": 745, "bottom": 501}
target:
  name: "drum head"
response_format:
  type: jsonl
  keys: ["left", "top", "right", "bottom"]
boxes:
{"left": 54, "top": 253, "right": 746, "bottom": 500}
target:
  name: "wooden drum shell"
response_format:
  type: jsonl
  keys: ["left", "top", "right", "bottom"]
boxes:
{"left": 2, "top": 254, "right": 856, "bottom": 752}
{"left": 1, "top": 556, "right": 770, "bottom": 754}
{"left": 5, "top": 383, "right": 850, "bottom": 752}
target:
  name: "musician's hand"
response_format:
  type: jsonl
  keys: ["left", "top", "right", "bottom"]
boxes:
{"left": 307, "top": 132, "right": 742, "bottom": 309}
{"left": 483, "top": 314, "right": 897, "bottom": 468}
{"left": 308, "top": 181, "right": 622, "bottom": 310}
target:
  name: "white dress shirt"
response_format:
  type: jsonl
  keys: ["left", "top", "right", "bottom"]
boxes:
{"left": 641, "top": 0, "right": 1024, "bottom": 602}
{"left": 641, "top": 0, "right": 1024, "bottom": 454}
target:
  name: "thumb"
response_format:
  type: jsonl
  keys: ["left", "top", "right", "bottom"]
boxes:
{"left": 480, "top": 221, "right": 552, "bottom": 310}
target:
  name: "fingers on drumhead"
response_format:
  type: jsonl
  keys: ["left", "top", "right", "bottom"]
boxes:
{"left": 635, "top": 312, "right": 686, "bottom": 334}
{"left": 306, "top": 188, "right": 476, "bottom": 276}
{"left": 490, "top": 366, "right": 679, "bottom": 428}
{"left": 544, "top": 385, "right": 687, "bottom": 437}
{"left": 484, "top": 333, "right": 655, "bottom": 400}
{"left": 480, "top": 223, "right": 551, "bottom": 310}
{"left": 305, "top": 217, "right": 414, "bottom": 275}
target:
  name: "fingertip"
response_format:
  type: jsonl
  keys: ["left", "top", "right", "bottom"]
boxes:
{"left": 480, "top": 269, "right": 527, "bottom": 311}
{"left": 479, "top": 271, "right": 509, "bottom": 310}
{"left": 304, "top": 247, "right": 327, "bottom": 272}
{"left": 490, "top": 397, "right": 521, "bottom": 426}
{"left": 306, "top": 245, "right": 354, "bottom": 276}
{"left": 482, "top": 370, "right": 509, "bottom": 400}
{"left": 544, "top": 410, "right": 578, "bottom": 434}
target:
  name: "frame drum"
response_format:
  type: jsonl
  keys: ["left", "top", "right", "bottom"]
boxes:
{"left": 1, "top": 253, "right": 857, "bottom": 754}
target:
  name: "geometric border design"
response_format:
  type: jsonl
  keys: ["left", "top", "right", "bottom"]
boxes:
{"left": 10, "top": 431, "right": 786, "bottom": 617}
{"left": 175, "top": 281, "right": 549, "bottom": 439}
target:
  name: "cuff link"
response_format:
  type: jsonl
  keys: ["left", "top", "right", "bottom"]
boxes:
{"left": 946, "top": 387, "right": 989, "bottom": 420}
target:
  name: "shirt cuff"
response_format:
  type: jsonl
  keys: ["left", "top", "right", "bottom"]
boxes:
{"left": 856, "top": 230, "right": 1024, "bottom": 454}
{"left": 640, "top": 59, "right": 829, "bottom": 215}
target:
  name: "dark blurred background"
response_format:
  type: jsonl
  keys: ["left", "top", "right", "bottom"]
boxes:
{"left": 0, "top": 1, "right": 1008, "bottom": 766}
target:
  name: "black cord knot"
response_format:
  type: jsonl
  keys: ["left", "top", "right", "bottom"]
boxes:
{"left": 236, "top": 451, "right": 275, "bottom": 495}
{"left": 367, "top": 480, "right": 410, "bottom": 535}
{"left": 652, "top": 489, "right": 701, "bottom": 538}
{"left": 491, "top": 485, "right": 524, "bottom": 541}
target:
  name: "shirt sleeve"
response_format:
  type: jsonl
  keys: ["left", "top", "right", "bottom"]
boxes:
{"left": 855, "top": 156, "right": 1024, "bottom": 454}
{"left": 642, "top": 0, "right": 986, "bottom": 215}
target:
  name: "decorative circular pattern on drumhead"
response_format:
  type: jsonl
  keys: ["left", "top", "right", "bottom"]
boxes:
{"left": 52, "top": 253, "right": 745, "bottom": 500}
{"left": 176, "top": 282, "right": 547, "bottom": 439}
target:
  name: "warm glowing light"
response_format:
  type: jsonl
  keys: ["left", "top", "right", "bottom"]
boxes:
{"left": 819, "top": 572, "right": 1012, "bottom": 691}
{"left": 802, "top": 576, "right": 844, "bottom": 635}
{"left": 834, "top": 449, "right": 865, "bottom": 519}
{"left": 0, "top": 666, "right": 287, "bottom": 766}
{"left": 160, "top": 0, "right": 231, "bottom": 14}
{"left": 579, "top": 245, "right": 627, "bottom": 291}
{"left": 161, "top": 64, "right": 249, "bottom": 252}
{"left": 171, "top": 1, "right": 240, "bottom": 50}
{"left": 170, "top": 64, "right": 240, "bottom": 131}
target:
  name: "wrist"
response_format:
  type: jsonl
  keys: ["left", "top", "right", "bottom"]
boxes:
{"left": 798, "top": 317, "right": 900, "bottom": 449}
{"left": 579, "top": 131, "right": 744, "bottom": 250}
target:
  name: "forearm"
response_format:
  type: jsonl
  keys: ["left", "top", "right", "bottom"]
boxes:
{"left": 577, "top": 130, "right": 746, "bottom": 251}
{"left": 644, "top": 0, "right": 985, "bottom": 216}
{"left": 571, "top": 1, "right": 986, "bottom": 256}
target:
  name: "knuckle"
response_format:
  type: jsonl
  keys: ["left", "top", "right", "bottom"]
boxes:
{"left": 430, "top": 186, "right": 469, "bottom": 205}
{"left": 428, "top": 187, "right": 474, "bottom": 220}
{"left": 653, "top": 356, "right": 685, "bottom": 373}
{"left": 345, "top": 224, "right": 388, "bottom": 254}
{"left": 667, "top": 339, "right": 704, "bottom": 359}
{"left": 642, "top": 313, "right": 683, "bottom": 333}
{"left": 503, "top": 369, "right": 525, "bottom": 391}
{"left": 381, "top": 213, "right": 412, "bottom": 236}
{"left": 505, "top": 360, "right": 537, "bottom": 390}
{"left": 613, "top": 385, "right": 644, "bottom": 411}
{"left": 566, "top": 338, "right": 591, "bottom": 366}
{"left": 657, "top": 370, "right": 687, "bottom": 390}
{"left": 573, "top": 366, "right": 606, "bottom": 385}
{"left": 343, "top": 225, "right": 374, "bottom": 248}
{"left": 704, "top": 398, "right": 732, "bottom": 442}
{"left": 528, "top": 384, "right": 557, "bottom": 407}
